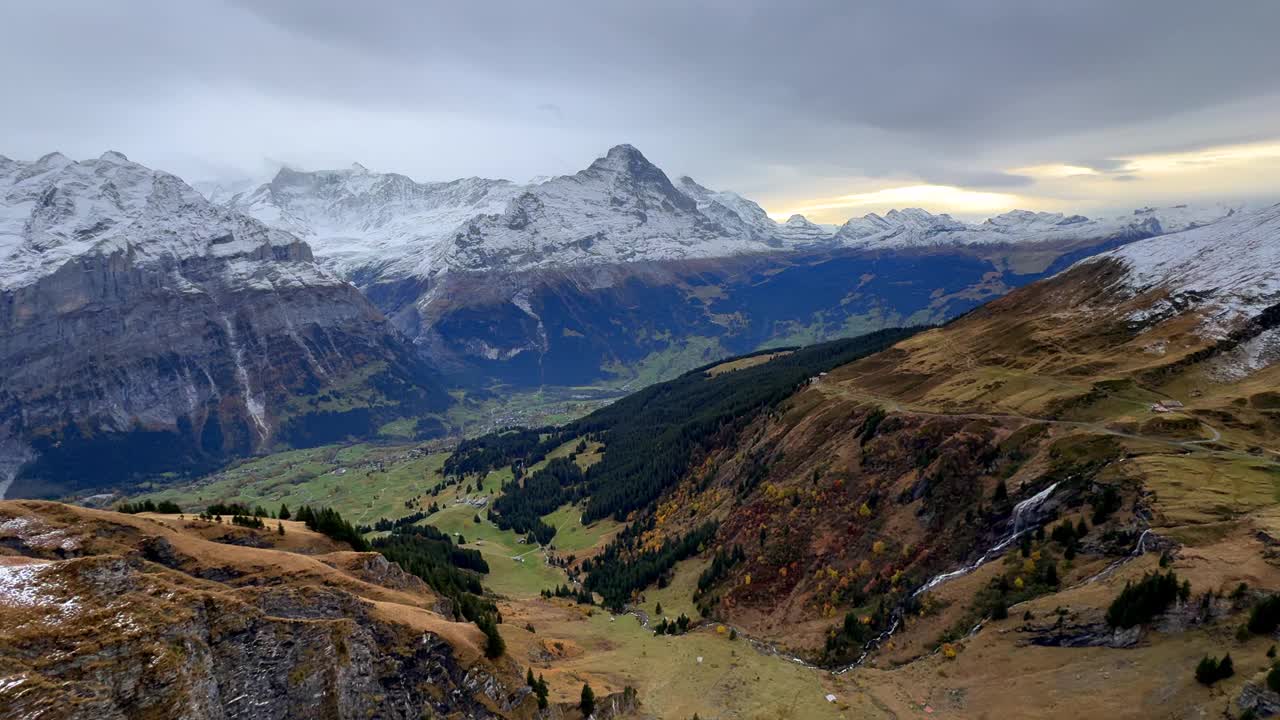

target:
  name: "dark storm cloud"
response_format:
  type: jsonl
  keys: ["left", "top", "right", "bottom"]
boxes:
{"left": 2, "top": 0, "right": 1278, "bottom": 206}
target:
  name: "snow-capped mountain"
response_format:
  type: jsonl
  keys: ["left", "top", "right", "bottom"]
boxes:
{"left": 429, "top": 145, "right": 803, "bottom": 272}
{"left": 1088, "top": 202, "right": 1278, "bottom": 339}
{"left": 775, "top": 214, "right": 835, "bottom": 243}
{"left": 229, "top": 145, "right": 802, "bottom": 279}
{"left": 676, "top": 175, "right": 782, "bottom": 244}
{"left": 830, "top": 205, "right": 1236, "bottom": 250}
{"left": 226, "top": 144, "right": 1243, "bottom": 283}
{"left": 227, "top": 163, "right": 523, "bottom": 278}
{"left": 0, "top": 151, "right": 444, "bottom": 499}
{"left": 0, "top": 151, "right": 327, "bottom": 292}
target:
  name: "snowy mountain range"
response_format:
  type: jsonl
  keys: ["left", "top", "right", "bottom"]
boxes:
{"left": 217, "top": 144, "right": 1238, "bottom": 282}
{"left": 831, "top": 205, "right": 1239, "bottom": 250}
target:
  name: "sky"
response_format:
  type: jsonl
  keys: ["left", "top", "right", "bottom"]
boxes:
{"left": 3, "top": 1, "right": 1280, "bottom": 223}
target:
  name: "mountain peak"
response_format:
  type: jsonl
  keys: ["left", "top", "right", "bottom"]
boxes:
{"left": 605, "top": 143, "right": 642, "bottom": 159}
{"left": 349, "top": 162, "right": 369, "bottom": 173}
{"left": 34, "top": 151, "right": 71, "bottom": 169}
{"left": 588, "top": 144, "right": 654, "bottom": 174}
{"left": 98, "top": 150, "right": 130, "bottom": 163}
{"left": 269, "top": 165, "right": 304, "bottom": 184}
{"left": 677, "top": 175, "right": 710, "bottom": 193}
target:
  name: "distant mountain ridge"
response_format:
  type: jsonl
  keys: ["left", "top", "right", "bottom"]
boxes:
{"left": 220, "top": 144, "right": 1236, "bottom": 281}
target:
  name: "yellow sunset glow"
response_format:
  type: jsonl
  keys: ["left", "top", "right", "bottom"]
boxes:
{"left": 1117, "top": 139, "right": 1280, "bottom": 175}
{"left": 1013, "top": 163, "right": 1100, "bottom": 178}
{"left": 768, "top": 184, "right": 1025, "bottom": 221}
{"left": 765, "top": 136, "right": 1280, "bottom": 224}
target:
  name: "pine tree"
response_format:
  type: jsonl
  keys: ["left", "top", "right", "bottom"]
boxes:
{"left": 479, "top": 617, "right": 505, "bottom": 658}
{"left": 991, "top": 598, "right": 1009, "bottom": 620}
{"left": 278, "top": 503, "right": 291, "bottom": 520}
{"left": 1218, "top": 653, "right": 1234, "bottom": 680}
{"left": 1195, "top": 656, "right": 1220, "bottom": 685}
{"left": 536, "top": 675, "right": 549, "bottom": 710}
{"left": 580, "top": 682, "right": 595, "bottom": 718}
{"left": 526, "top": 668, "right": 535, "bottom": 687}
{"left": 277, "top": 521, "right": 285, "bottom": 536}
{"left": 1043, "top": 561, "right": 1059, "bottom": 587}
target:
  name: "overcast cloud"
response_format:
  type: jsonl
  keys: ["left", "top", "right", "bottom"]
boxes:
{"left": 3, "top": 1, "right": 1279, "bottom": 220}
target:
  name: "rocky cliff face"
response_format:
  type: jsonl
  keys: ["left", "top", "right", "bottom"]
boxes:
{"left": 0, "top": 501, "right": 527, "bottom": 719}
{"left": 0, "top": 153, "right": 446, "bottom": 499}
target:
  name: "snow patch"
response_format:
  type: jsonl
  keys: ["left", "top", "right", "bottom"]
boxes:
{"left": 0, "top": 562, "right": 80, "bottom": 618}
{"left": 1090, "top": 203, "right": 1280, "bottom": 337}
{"left": 1209, "top": 327, "right": 1280, "bottom": 382}
{"left": 0, "top": 516, "right": 80, "bottom": 552}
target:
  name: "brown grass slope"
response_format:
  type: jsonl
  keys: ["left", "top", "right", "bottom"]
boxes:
{"left": 615, "top": 257, "right": 1280, "bottom": 716}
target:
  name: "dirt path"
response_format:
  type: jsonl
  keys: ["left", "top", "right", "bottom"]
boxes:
{"left": 815, "top": 383, "right": 1278, "bottom": 464}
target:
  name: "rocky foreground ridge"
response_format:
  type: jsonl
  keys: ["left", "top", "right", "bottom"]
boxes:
{"left": 0, "top": 501, "right": 528, "bottom": 719}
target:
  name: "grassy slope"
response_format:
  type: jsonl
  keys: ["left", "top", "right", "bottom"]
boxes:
{"left": 502, "top": 598, "right": 875, "bottom": 719}
{"left": 542, "top": 503, "right": 622, "bottom": 555}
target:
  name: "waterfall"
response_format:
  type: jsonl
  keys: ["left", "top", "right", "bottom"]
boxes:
{"left": 912, "top": 482, "right": 1059, "bottom": 598}
{"left": 1134, "top": 528, "right": 1151, "bottom": 554}
{"left": 221, "top": 315, "right": 269, "bottom": 442}
{"left": 1079, "top": 528, "right": 1153, "bottom": 585}
{"left": 1004, "top": 482, "right": 1060, "bottom": 541}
